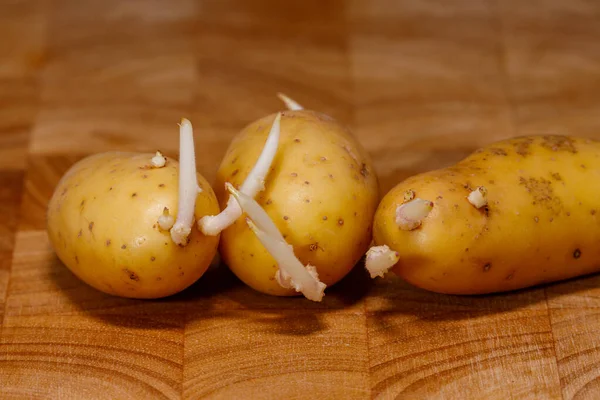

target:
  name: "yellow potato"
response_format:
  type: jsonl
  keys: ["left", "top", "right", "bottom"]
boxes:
{"left": 47, "top": 151, "right": 220, "bottom": 299}
{"left": 372, "top": 135, "right": 600, "bottom": 295}
{"left": 216, "top": 110, "right": 379, "bottom": 296}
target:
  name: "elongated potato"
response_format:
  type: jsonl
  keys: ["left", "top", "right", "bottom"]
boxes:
{"left": 370, "top": 135, "right": 600, "bottom": 295}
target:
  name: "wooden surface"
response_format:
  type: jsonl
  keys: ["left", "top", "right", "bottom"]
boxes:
{"left": 2, "top": 1, "right": 600, "bottom": 399}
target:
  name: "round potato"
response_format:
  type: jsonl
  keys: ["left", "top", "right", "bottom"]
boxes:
{"left": 215, "top": 110, "right": 379, "bottom": 296}
{"left": 47, "top": 151, "right": 220, "bottom": 299}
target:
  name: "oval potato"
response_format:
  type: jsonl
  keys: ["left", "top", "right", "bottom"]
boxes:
{"left": 47, "top": 151, "right": 220, "bottom": 299}
{"left": 217, "top": 110, "right": 379, "bottom": 296}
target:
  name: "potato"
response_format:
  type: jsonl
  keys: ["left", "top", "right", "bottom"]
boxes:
{"left": 47, "top": 121, "right": 220, "bottom": 299}
{"left": 213, "top": 109, "right": 379, "bottom": 297}
{"left": 368, "top": 135, "right": 600, "bottom": 295}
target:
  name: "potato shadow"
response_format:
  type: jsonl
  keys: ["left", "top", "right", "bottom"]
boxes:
{"left": 48, "top": 251, "right": 373, "bottom": 335}
{"left": 367, "top": 269, "right": 600, "bottom": 333}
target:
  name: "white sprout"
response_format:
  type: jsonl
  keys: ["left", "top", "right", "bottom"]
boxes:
{"left": 226, "top": 183, "right": 326, "bottom": 302}
{"left": 198, "top": 113, "right": 282, "bottom": 236}
{"left": 170, "top": 118, "right": 201, "bottom": 246}
{"left": 276, "top": 93, "right": 304, "bottom": 111}
{"left": 151, "top": 151, "right": 167, "bottom": 168}
{"left": 365, "top": 245, "right": 400, "bottom": 278}
{"left": 396, "top": 198, "right": 434, "bottom": 230}
{"left": 467, "top": 186, "right": 488, "bottom": 209}
{"left": 158, "top": 207, "right": 175, "bottom": 230}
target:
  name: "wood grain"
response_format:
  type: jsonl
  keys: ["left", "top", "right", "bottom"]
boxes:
{"left": 2, "top": 0, "right": 600, "bottom": 398}
{"left": 365, "top": 275, "right": 561, "bottom": 399}
{"left": 349, "top": 0, "right": 515, "bottom": 195}
{"left": 499, "top": 0, "right": 600, "bottom": 139}
{"left": 184, "top": 310, "right": 369, "bottom": 399}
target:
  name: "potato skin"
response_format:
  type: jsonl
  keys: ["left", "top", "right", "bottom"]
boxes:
{"left": 47, "top": 152, "right": 220, "bottom": 299}
{"left": 217, "top": 110, "right": 379, "bottom": 296}
{"left": 373, "top": 135, "right": 600, "bottom": 295}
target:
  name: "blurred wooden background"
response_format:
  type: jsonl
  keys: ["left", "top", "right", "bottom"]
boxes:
{"left": 2, "top": 0, "right": 600, "bottom": 399}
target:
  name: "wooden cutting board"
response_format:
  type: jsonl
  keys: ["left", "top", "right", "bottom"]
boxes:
{"left": 2, "top": 0, "right": 600, "bottom": 398}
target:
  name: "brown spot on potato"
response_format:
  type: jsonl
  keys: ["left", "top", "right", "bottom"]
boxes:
{"left": 77, "top": 229, "right": 82, "bottom": 238}
{"left": 158, "top": 183, "right": 165, "bottom": 188}
{"left": 506, "top": 273, "right": 514, "bottom": 280}
{"left": 232, "top": 156, "right": 238, "bottom": 164}
{"left": 534, "top": 216, "right": 539, "bottom": 223}
{"left": 550, "top": 172, "right": 562, "bottom": 181}
{"left": 156, "top": 277, "right": 162, "bottom": 281}
{"left": 483, "top": 263, "right": 491, "bottom": 272}
{"left": 121, "top": 244, "right": 127, "bottom": 249}
{"left": 75, "top": 256, "right": 79, "bottom": 264}
{"left": 304, "top": 181, "right": 310, "bottom": 185}
{"left": 305, "top": 199, "right": 310, "bottom": 203}
{"left": 488, "top": 180, "right": 495, "bottom": 184}
{"left": 323, "top": 216, "right": 328, "bottom": 221}
{"left": 88, "top": 222, "right": 94, "bottom": 231}
{"left": 283, "top": 216, "right": 289, "bottom": 221}
{"left": 592, "top": 210, "right": 597, "bottom": 215}
{"left": 61, "top": 188, "right": 68, "bottom": 196}
{"left": 291, "top": 172, "right": 298, "bottom": 177}
{"left": 142, "top": 174, "right": 148, "bottom": 179}
{"left": 105, "top": 239, "right": 111, "bottom": 246}
{"left": 490, "top": 148, "right": 508, "bottom": 156}
{"left": 329, "top": 174, "right": 334, "bottom": 179}
{"left": 151, "top": 256, "right": 156, "bottom": 261}
{"left": 574, "top": 249, "right": 581, "bottom": 259}
{"left": 320, "top": 156, "right": 327, "bottom": 162}
{"left": 541, "top": 135, "right": 577, "bottom": 153}
{"left": 294, "top": 138, "right": 301, "bottom": 143}
{"left": 338, "top": 219, "right": 344, "bottom": 226}
{"left": 513, "top": 138, "right": 533, "bottom": 156}
{"left": 124, "top": 269, "right": 139, "bottom": 281}
{"left": 231, "top": 169, "right": 239, "bottom": 176}
{"left": 518, "top": 176, "right": 562, "bottom": 214}
{"left": 179, "top": 272, "right": 184, "bottom": 277}
{"left": 266, "top": 199, "right": 272, "bottom": 205}
{"left": 132, "top": 192, "right": 138, "bottom": 197}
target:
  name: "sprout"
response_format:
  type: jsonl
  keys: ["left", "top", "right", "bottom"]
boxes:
{"left": 151, "top": 151, "right": 167, "bottom": 168}
{"left": 170, "top": 119, "right": 200, "bottom": 246}
{"left": 467, "top": 186, "right": 488, "bottom": 209}
{"left": 365, "top": 245, "right": 400, "bottom": 278}
{"left": 276, "top": 93, "right": 304, "bottom": 111}
{"left": 226, "top": 183, "right": 326, "bottom": 302}
{"left": 198, "top": 113, "right": 281, "bottom": 236}
{"left": 396, "top": 198, "right": 434, "bottom": 230}
{"left": 158, "top": 207, "right": 175, "bottom": 230}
